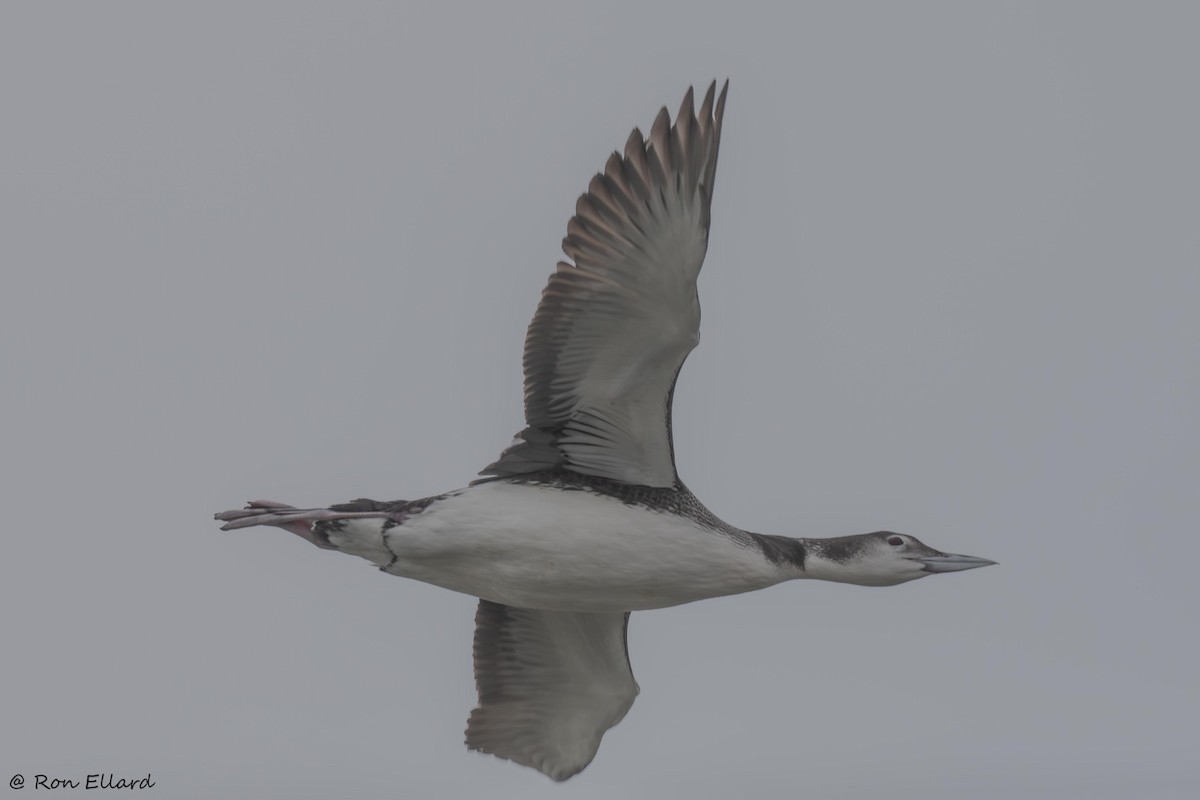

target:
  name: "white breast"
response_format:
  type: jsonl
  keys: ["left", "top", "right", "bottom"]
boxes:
{"left": 364, "top": 481, "right": 783, "bottom": 612}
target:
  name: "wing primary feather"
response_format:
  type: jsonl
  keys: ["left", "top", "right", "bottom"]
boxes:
{"left": 619, "top": 132, "right": 655, "bottom": 207}
{"left": 706, "top": 80, "right": 729, "bottom": 194}
{"left": 698, "top": 80, "right": 716, "bottom": 131}
{"left": 646, "top": 107, "right": 672, "bottom": 190}
{"left": 582, "top": 178, "right": 636, "bottom": 236}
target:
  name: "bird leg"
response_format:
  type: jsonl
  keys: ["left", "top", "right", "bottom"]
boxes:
{"left": 214, "top": 500, "right": 395, "bottom": 550}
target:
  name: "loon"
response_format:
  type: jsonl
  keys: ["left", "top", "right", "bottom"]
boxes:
{"left": 215, "top": 81, "right": 995, "bottom": 782}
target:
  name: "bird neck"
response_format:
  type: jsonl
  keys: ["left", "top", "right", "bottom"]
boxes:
{"left": 751, "top": 532, "right": 875, "bottom": 585}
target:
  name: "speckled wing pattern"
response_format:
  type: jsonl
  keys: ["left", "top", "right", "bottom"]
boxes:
{"left": 466, "top": 601, "right": 638, "bottom": 781}
{"left": 480, "top": 81, "right": 728, "bottom": 487}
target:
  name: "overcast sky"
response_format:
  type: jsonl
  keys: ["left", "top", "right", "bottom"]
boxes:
{"left": 3, "top": 3, "right": 1198, "bottom": 798}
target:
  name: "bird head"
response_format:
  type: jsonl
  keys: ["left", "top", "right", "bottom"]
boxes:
{"left": 806, "top": 531, "right": 996, "bottom": 586}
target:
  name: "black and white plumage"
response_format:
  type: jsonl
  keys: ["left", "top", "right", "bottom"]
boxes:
{"left": 215, "top": 81, "right": 994, "bottom": 782}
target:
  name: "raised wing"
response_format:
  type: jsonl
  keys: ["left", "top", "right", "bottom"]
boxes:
{"left": 480, "top": 81, "right": 728, "bottom": 487}
{"left": 465, "top": 600, "right": 638, "bottom": 782}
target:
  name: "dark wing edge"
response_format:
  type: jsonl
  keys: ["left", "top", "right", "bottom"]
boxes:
{"left": 465, "top": 600, "right": 638, "bottom": 782}
{"left": 478, "top": 80, "right": 729, "bottom": 487}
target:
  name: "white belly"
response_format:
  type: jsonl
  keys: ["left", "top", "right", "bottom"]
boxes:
{"left": 338, "top": 481, "right": 783, "bottom": 612}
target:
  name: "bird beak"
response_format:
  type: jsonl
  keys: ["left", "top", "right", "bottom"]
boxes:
{"left": 915, "top": 553, "right": 997, "bottom": 573}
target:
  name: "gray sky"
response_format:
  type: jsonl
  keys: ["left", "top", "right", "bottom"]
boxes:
{"left": 3, "top": 3, "right": 1198, "bottom": 798}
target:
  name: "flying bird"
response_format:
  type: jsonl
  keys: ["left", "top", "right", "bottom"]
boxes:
{"left": 216, "top": 81, "right": 995, "bottom": 781}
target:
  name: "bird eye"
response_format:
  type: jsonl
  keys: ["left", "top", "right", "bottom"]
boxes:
{"left": 888, "top": 536, "right": 904, "bottom": 547}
